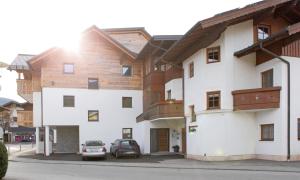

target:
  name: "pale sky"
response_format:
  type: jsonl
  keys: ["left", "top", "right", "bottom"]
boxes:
{"left": 0, "top": 0, "right": 260, "bottom": 102}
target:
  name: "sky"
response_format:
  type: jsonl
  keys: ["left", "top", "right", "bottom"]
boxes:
{"left": 0, "top": 0, "right": 260, "bottom": 101}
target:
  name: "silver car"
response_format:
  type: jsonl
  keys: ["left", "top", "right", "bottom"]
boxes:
{"left": 81, "top": 140, "right": 107, "bottom": 160}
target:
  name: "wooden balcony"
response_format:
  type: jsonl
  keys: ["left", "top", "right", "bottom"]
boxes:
{"left": 165, "top": 66, "right": 183, "bottom": 83}
{"left": 232, "top": 87, "right": 281, "bottom": 111}
{"left": 17, "top": 80, "right": 41, "bottom": 103}
{"left": 144, "top": 71, "right": 165, "bottom": 89}
{"left": 17, "top": 111, "right": 33, "bottom": 127}
{"left": 137, "top": 100, "right": 184, "bottom": 122}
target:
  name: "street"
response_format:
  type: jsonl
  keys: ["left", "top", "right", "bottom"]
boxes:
{"left": 5, "top": 159, "right": 300, "bottom": 180}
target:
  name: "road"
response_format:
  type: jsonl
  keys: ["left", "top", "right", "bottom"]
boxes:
{"left": 5, "top": 160, "right": 300, "bottom": 180}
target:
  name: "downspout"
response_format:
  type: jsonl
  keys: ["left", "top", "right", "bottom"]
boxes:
{"left": 259, "top": 42, "right": 291, "bottom": 161}
{"left": 41, "top": 88, "right": 45, "bottom": 156}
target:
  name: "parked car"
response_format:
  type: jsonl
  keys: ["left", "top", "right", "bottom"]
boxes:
{"left": 110, "top": 139, "right": 141, "bottom": 158}
{"left": 81, "top": 140, "right": 106, "bottom": 160}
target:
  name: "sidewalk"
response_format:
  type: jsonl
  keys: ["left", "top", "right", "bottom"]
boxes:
{"left": 9, "top": 151, "right": 300, "bottom": 173}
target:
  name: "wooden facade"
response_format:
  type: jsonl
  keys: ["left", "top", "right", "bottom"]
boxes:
{"left": 232, "top": 87, "right": 281, "bottom": 111}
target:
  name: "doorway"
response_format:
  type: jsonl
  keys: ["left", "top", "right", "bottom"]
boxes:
{"left": 150, "top": 128, "right": 169, "bottom": 153}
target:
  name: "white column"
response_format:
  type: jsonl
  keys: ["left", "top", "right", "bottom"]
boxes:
{"left": 45, "top": 126, "right": 50, "bottom": 156}
{"left": 53, "top": 128, "right": 57, "bottom": 144}
{"left": 35, "top": 127, "right": 40, "bottom": 154}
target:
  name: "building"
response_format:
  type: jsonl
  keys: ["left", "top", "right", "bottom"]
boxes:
{"left": 8, "top": 0, "right": 300, "bottom": 161}
{"left": 159, "top": 0, "right": 300, "bottom": 161}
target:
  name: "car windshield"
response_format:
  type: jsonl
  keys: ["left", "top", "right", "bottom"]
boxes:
{"left": 86, "top": 141, "right": 103, "bottom": 146}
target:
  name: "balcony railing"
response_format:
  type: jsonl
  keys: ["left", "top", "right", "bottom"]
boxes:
{"left": 232, "top": 87, "right": 281, "bottom": 111}
{"left": 165, "top": 67, "right": 183, "bottom": 83}
{"left": 17, "top": 111, "right": 33, "bottom": 127}
{"left": 17, "top": 80, "right": 41, "bottom": 103}
{"left": 137, "top": 100, "right": 184, "bottom": 122}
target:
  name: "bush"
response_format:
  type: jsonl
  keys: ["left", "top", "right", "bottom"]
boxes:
{"left": 0, "top": 142, "right": 8, "bottom": 179}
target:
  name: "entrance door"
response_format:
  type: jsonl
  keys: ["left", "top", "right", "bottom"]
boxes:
{"left": 182, "top": 128, "right": 186, "bottom": 154}
{"left": 150, "top": 128, "right": 169, "bottom": 152}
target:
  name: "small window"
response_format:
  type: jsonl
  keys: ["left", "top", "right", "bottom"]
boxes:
{"left": 261, "top": 124, "right": 274, "bottom": 141}
{"left": 189, "top": 126, "right": 197, "bottom": 133}
{"left": 298, "top": 119, "right": 300, "bottom": 140}
{"left": 207, "top": 91, "right": 221, "bottom": 110}
{"left": 63, "top": 96, "right": 74, "bottom": 107}
{"left": 189, "top": 62, "right": 194, "bottom": 78}
{"left": 258, "top": 25, "right": 271, "bottom": 40}
{"left": 122, "top": 97, "right": 132, "bottom": 108}
{"left": 122, "top": 128, "right": 132, "bottom": 139}
{"left": 207, "top": 47, "right": 220, "bottom": 64}
{"left": 167, "top": 90, "right": 172, "bottom": 100}
{"left": 262, "top": 69, "right": 273, "bottom": 88}
{"left": 122, "top": 65, "right": 132, "bottom": 76}
{"left": 88, "top": 110, "right": 99, "bottom": 122}
{"left": 88, "top": 78, "right": 99, "bottom": 89}
{"left": 190, "top": 105, "right": 196, "bottom": 122}
{"left": 64, "top": 63, "right": 74, "bottom": 74}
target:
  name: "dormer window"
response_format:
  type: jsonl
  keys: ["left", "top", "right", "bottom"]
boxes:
{"left": 207, "top": 47, "right": 220, "bottom": 64}
{"left": 258, "top": 25, "right": 271, "bottom": 40}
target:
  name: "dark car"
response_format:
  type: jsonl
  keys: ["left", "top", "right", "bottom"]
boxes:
{"left": 110, "top": 139, "right": 141, "bottom": 158}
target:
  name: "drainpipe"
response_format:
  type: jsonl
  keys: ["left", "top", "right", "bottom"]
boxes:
{"left": 259, "top": 42, "right": 291, "bottom": 161}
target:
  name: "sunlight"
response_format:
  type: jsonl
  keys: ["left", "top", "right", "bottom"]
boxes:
{"left": 56, "top": 33, "right": 81, "bottom": 53}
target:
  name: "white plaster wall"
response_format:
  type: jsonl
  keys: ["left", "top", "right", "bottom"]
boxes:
{"left": 33, "top": 92, "right": 42, "bottom": 127}
{"left": 42, "top": 88, "right": 143, "bottom": 153}
{"left": 165, "top": 78, "right": 183, "bottom": 100}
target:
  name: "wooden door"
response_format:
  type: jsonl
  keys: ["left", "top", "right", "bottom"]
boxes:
{"left": 158, "top": 129, "right": 169, "bottom": 152}
{"left": 182, "top": 128, "right": 186, "bottom": 154}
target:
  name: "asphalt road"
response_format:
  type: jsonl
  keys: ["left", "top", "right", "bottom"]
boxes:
{"left": 5, "top": 160, "right": 300, "bottom": 180}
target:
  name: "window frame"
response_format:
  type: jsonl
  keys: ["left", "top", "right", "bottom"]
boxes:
{"left": 167, "top": 90, "right": 172, "bottom": 100}
{"left": 189, "top": 62, "right": 194, "bottom": 78}
{"left": 88, "top": 78, "right": 99, "bottom": 89}
{"left": 122, "top": 97, "right": 133, "bottom": 108}
{"left": 122, "top": 65, "right": 132, "bottom": 77}
{"left": 260, "top": 124, "right": 274, "bottom": 141}
{"left": 88, "top": 110, "right": 99, "bottom": 122}
{"left": 207, "top": 91, "right": 221, "bottom": 110}
{"left": 206, "top": 46, "right": 221, "bottom": 64}
{"left": 190, "top": 105, "right": 196, "bottom": 122}
{"left": 63, "top": 95, "right": 75, "bottom": 107}
{"left": 261, "top": 69, "right": 274, "bottom": 88}
{"left": 122, "top": 128, "right": 133, "bottom": 139}
{"left": 63, "top": 63, "right": 74, "bottom": 74}
{"left": 257, "top": 24, "right": 271, "bottom": 41}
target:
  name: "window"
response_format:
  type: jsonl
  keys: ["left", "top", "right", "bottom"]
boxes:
{"left": 122, "top": 128, "right": 132, "bottom": 139}
{"left": 189, "top": 62, "right": 194, "bottom": 78}
{"left": 258, "top": 25, "right": 271, "bottom": 40}
{"left": 122, "top": 97, "right": 132, "bottom": 108}
{"left": 63, "top": 96, "right": 75, "bottom": 107}
{"left": 298, "top": 119, "right": 300, "bottom": 140}
{"left": 88, "top": 78, "right": 99, "bottom": 89}
{"left": 189, "top": 126, "right": 197, "bottom": 133}
{"left": 190, "top": 105, "right": 196, "bottom": 122}
{"left": 207, "top": 47, "right": 220, "bottom": 63}
{"left": 207, "top": 91, "right": 221, "bottom": 110}
{"left": 261, "top": 124, "right": 274, "bottom": 141}
{"left": 167, "top": 90, "right": 172, "bottom": 100}
{"left": 262, "top": 69, "right": 273, "bottom": 88}
{"left": 122, "top": 65, "right": 132, "bottom": 76}
{"left": 64, "top": 63, "right": 74, "bottom": 74}
{"left": 88, "top": 110, "right": 99, "bottom": 121}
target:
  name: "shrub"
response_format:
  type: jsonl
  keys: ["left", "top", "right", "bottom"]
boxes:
{"left": 0, "top": 142, "right": 8, "bottom": 179}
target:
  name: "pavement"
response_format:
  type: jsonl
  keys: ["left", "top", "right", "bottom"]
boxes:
{"left": 4, "top": 149, "right": 300, "bottom": 179}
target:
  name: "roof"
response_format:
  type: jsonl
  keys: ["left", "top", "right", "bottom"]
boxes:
{"left": 0, "top": 97, "right": 19, "bottom": 106}
{"left": 137, "top": 35, "right": 183, "bottom": 60}
{"left": 0, "top": 61, "right": 8, "bottom": 68}
{"left": 7, "top": 54, "right": 35, "bottom": 71}
{"left": 102, "top": 27, "right": 151, "bottom": 40}
{"left": 8, "top": 126, "right": 35, "bottom": 133}
{"left": 160, "top": 0, "right": 293, "bottom": 64}
{"left": 234, "top": 22, "right": 300, "bottom": 57}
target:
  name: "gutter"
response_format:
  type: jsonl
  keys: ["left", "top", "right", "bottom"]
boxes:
{"left": 259, "top": 42, "right": 291, "bottom": 161}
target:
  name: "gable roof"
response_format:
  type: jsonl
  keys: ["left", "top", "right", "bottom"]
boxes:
{"left": 7, "top": 54, "right": 35, "bottom": 71}
{"left": 160, "top": 0, "right": 293, "bottom": 64}
{"left": 0, "top": 97, "right": 19, "bottom": 106}
{"left": 103, "top": 27, "right": 151, "bottom": 40}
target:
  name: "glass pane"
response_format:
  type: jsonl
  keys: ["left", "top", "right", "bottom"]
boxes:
{"left": 88, "top": 78, "right": 99, "bottom": 89}
{"left": 88, "top": 111, "right": 99, "bottom": 121}
{"left": 122, "top": 97, "right": 132, "bottom": 108}
{"left": 122, "top": 66, "right": 132, "bottom": 76}
{"left": 64, "top": 64, "right": 74, "bottom": 74}
{"left": 63, "top": 96, "right": 74, "bottom": 107}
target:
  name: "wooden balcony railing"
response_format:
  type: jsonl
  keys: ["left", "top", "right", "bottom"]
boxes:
{"left": 16, "top": 80, "right": 41, "bottom": 103}
{"left": 17, "top": 111, "right": 33, "bottom": 127}
{"left": 232, "top": 87, "right": 281, "bottom": 111}
{"left": 144, "top": 71, "right": 165, "bottom": 88}
{"left": 137, "top": 100, "right": 184, "bottom": 122}
{"left": 165, "top": 67, "right": 183, "bottom": 83}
